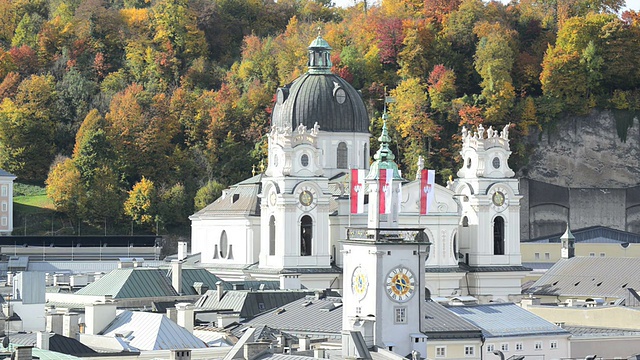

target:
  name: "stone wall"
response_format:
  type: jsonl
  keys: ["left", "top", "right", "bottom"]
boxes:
{"left": 519, "top": 110, "right": 640, "bottom": 239}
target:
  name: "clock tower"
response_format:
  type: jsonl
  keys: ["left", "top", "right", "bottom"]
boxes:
{"left": 342, "top": 122, "right": 430, "bottom": 357}
{"left": 452, "top": 124, "right": 529, "bottom": 301}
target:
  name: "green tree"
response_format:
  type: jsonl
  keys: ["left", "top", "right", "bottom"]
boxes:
{"left": 194, "top": 180, "right": 225, "bottom": 211}
{"left": 157, "top": 183, "right": 189, "bottom": 227}
{"left": 0, "top": 75, "right": 57, "bottom": 182}
{"left": 11, "top": 12, "right": 43, "bottom": 48}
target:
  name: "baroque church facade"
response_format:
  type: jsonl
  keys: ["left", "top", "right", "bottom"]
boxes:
{"left": 190, "top": 36, "right": 529, "bottom": 303}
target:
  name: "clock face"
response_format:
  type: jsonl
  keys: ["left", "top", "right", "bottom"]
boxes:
{"left": 335, "top": 88, "right": 347, "bottom": 104}
{"left": 351, "top": 266, "right": 369, "bottom": 301}
{"left": 492, "top": 191, "right": 505, "bottom": 206}
{"left": 490, "top": 187, "right": 509, "bottom": 212}
{"left": 385, "top": 267, "right": 416, "bottom": 303}
{"left": 297, "top": 186, "right": 317, "bottom": 211}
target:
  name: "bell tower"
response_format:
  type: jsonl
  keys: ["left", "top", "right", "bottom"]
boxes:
{"left": 452, "top": 124, "right": 529, "bottom": 301}
{"left": 341, "top": 121, "right": 430, "bottom": 358}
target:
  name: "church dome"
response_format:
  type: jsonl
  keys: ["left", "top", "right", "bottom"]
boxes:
{"left": 271, "top": 36, "right": 369, "bottom": 133}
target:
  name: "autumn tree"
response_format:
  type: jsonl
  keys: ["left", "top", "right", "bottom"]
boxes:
{"left": 124, "top": 177, "right": 156, "bottom": 226}
{"left": 0, "top": 75, "right": 57, "bottom": 182}
{"left": 46, "top": 157, "right": 86, "bottom": 219}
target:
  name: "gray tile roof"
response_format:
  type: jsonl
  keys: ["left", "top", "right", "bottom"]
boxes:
{"left": 446, "top": 303, "right": 570, "bottom": 338}
{"left": 236, "top": 295, "right": 343, "bottom": 336}
{"left": 421, "top": 301, "right": 483, "bottom": 339}
{"left": 191, "top": 175, "right": 262, "bottom": 218}
{"left": 101, "top": 310, "right": 208, "bottom": 350}
{"left": 525, "top": 256, "right": 640, "bottom": 298}
{"left": 523, "top": 226, "right": 640, "bottom": 244}
{"left": 194, "top": 290, "right": 316, "bottom": 319}
{"left": 562, "top": 325, "right": 640, "bottom": 337}
{"left": 75, "top": 268, "right": 178, "bottom": 298}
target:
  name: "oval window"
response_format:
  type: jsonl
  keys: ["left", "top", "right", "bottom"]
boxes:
{"left": 301, "top": 154, "right": 309, "bottom": 167}
{"left": 220, "top": 230, "right": 228, "bottom": 258}
{"left": 492, "top": 157, "right": 500, "bottom": 169}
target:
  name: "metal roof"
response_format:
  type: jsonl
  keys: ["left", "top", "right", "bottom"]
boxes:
{"left": 446, "top": 303, "right": 570, "bottom": 338}
{"left": 0, "top": 169, "right": 16, "bottom": 177}
{"left": 272, "top": 72, "right": 369, "bottom": 133}
{"left": 563, "top": 325, "right": 640, "bottom": 337}
{"left": 8, "top": 333, "right": 100, "bottom": 357}
{"left": 101, "top": 310, "right": 208, "bottom": 350}
{"left": 420, "top": 301, "right": 483, "bottom": 339}
{"left": 166, "top": 268, "right": 224, "bottom": 296}
{"left": 75, "top": 268, "right": 178, "bottom": 298}
{"left": 524, "top": 226, "right": 640, "bottom": 244}
{"left": 236, "top": 295, "right": 343, "bottom": 336}
{"left": 525, "top": 256, "right": 640, "bottom": 298}
{"left": 191, "top": 176, "right": 262, "bottom": 218}
{"left": 194, "top": 289, "right": 316, "bottom": 319}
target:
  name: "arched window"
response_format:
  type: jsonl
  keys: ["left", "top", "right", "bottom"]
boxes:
{"left": 269, "top": 216, "right": 276, "bottom": 256}
{"left": 453, "top": 235, "right": 458, "bottom": 259}
{"left": 220, "top": 230, "right": 228, "bottom": 258}
{"left": 300, "top": 215, "right": 313, "bottom": 256}
{"left": 462, "top": 216, "right": 469, "bottom": 227}
{"left": 493, "top": 216, "right": 505, "bottom": 255}
{"left": 337, "top": 142, "right": 348, "bottom": 169}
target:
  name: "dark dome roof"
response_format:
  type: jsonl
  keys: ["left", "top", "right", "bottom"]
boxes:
{"left": 271, "top": 36, "right": 369, "bottom": 133}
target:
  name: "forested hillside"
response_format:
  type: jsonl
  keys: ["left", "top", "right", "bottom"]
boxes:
{"left": 0, "top": 0, "right": 639, "bottom": 232}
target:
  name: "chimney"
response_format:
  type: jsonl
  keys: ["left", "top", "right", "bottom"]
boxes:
{"left": 166, "top": 308, "right": 177, "bottom": 322}
{"left": 85, "top": 301, "right": 117, "bottom": 335}
{"left": 299, "top": 336, "right": 310, "bottom": 351}
{"left": 15, "top": 346, "right": 33, "bottom": 360}
{"left": 561, "top": 223, "right": 575, "bottom": 259}
{"left": 36, "top": 331, "right": 50, "bottom": 350}
{"left": 46, "top": 311, "right": 63, "bottom": 335}
{"left": 62, "top": 312, "right": 79, "bottom": 337}
{"left": 177, "top": 242, "right": 188, "bottom": 261}
{"left": 193, "top": 282, "right": 209, "bottom": 295}
{"left": 244, "top": 342, "right": 271, "bottom": 360}
{"left": 216, "top": 313, "right": 240, "bottom": 328}
{"left": 172, "top": 260, "right": 183, "bottom": 295}
{"left": 170, "top": 349, "right": 191, "bottom": 360}
{"left": 176, "top": 303, "right": 194, "bottom": 333}
{"left": 216, "top": 281, "right": 224, "bottom": 301}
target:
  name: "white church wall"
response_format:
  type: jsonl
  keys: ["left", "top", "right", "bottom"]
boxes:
{"left": 192, "top": 217, "right": 260, "bottom": 265}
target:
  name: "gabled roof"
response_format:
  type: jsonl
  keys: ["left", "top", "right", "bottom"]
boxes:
{"left": 525, "top": 256, "right": 640, "bottom": 298}
{"left": 75, "top": 268, "right": 178, "bottom": 298}
{"left": 8, "top": 333, "right": 100, "bottom": 357}
{"left": 420, "top": 301, "right": 483, "bottom": 340}
{"left": 523, "top": 226, "right": 640, "bottom": 244}
{"left": 446, "top": 303, "right": 570, "bottom": 338}
{"left": 101, "top": 311, "right": 207, "bottom": 350}
{"left": 194, "top": 289, "right": 316, "bottom": 319}
{"left": 191, "top": 175, "right": 262, "bottom": 218}
{"left": 234, "top": 295, "right": 343, "bottom": 336}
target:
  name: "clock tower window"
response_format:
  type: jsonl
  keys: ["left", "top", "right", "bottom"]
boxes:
{"left": 493, "top": 216, "right": 505, "bottom": 255}
{"left": 269, "top": 216, "right": 276, "bottom": 256}
{"left": 300, "top": 215, "right": 313, "bottom": 256}
{"left": 337, "top": 142, "right": 348, "bottom": 169}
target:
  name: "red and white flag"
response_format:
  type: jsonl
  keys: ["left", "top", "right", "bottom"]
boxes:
{"left": 379, "top": 169, "right": 393, "bottom": 214}
{"left": 350, "top": 169, "right": 366, "bottom": 214}
{"left": 420, "top": 169, "right": 435, "bottom": 215}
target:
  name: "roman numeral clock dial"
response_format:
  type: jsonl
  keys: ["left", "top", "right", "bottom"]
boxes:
{"left": 385, "top": 266, "right": 416, "bottom": 302}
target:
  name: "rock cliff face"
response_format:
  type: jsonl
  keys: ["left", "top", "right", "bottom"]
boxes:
{"left": 520, "top": 111, "right": 640, "bottom": 188}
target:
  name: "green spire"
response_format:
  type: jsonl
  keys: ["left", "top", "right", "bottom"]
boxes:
{"left": 367, "top": 116, "right": 402, "bottom": 180}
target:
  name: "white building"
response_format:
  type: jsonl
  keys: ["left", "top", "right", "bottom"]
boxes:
{"left": 190, "top": 35, "right": 529, "bottom": 301}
